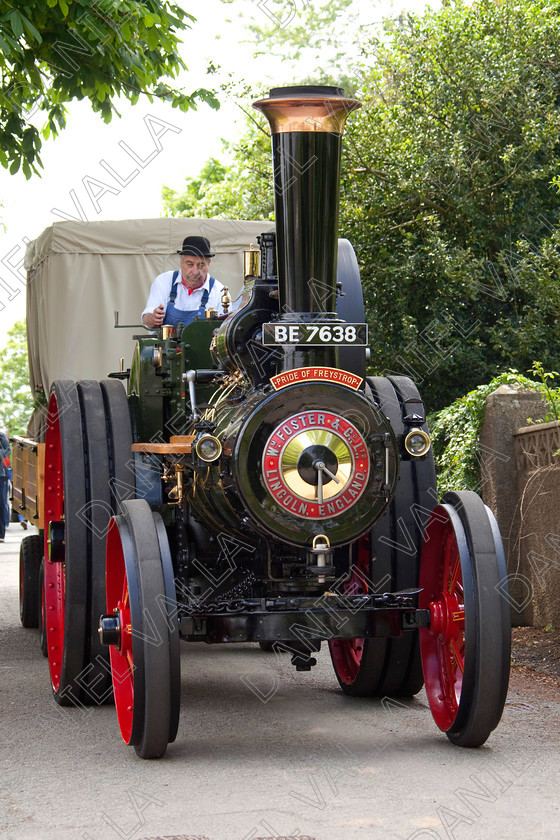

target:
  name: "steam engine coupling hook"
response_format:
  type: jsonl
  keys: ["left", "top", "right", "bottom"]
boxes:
{"left": 307, "top": 534, "right": 335, "bottom": 584}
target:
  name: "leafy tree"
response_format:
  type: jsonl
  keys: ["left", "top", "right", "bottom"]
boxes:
{"left": 162, "top": 157, "right": 228, "bottom": 217}
{"left": 164, "top": 0, "right": 560, "bottom": 411}
{"left": 162, "top": 116, "right": 274, "bottom": 220}
{"left": 341, "top": 0, "right": 560, "bottom": 408}
{"left": 0, "top": 0, "right": 219, "bottom": 178}
{"left": 161, "top": 0, "right": 368, "bottom": 219}
{"left": 221, "top": 0, "right": 361, "bottom": 92}
{"left": 0, "top": 321, "right": 35, "bottom": 436}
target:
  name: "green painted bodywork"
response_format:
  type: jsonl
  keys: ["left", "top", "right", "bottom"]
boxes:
{"left": 127, "top": 318, "right": 222, "bottom": 442}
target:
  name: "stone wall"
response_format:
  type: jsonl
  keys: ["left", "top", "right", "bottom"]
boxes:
{"left": 512, "top": 422, "right": 560, "bottom": 627}
{"left": 480, "top": 385, "right": 560, "bottom": 627}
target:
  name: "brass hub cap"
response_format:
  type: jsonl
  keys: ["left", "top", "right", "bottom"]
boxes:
{"left": 263, "top": 410, "right": 370, "bottom": 519}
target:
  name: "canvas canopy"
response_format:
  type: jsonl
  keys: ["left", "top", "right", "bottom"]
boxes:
{"left": 24, "top": 217, "right": 269, "bottom": 395}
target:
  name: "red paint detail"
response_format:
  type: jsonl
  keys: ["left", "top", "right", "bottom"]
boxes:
{"left": 106, "top": 518, "right": 135, "bottom": 746}
{"left": 43, "top": 392, "right": 65, "bottom": 695}
{"left": 270, "top": 367, "right": 363, "bottom": 391}
{"left": 328, "top": 533, "right": 370, "bottom": 682}
{"left": 419, "top": 506, "right": 466, "bottom": 732}
{"left": 263, "top": 410, "right": 370, "bottom": 520}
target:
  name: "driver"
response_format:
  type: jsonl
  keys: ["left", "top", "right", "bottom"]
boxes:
{"left": 142, "top": 235, "right": 226, "bottom": 329}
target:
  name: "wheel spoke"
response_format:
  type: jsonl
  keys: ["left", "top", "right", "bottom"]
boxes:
{"left": 442, "top": 535, "right": 451, "bottom": 592}
{"left": 450, "top": 639, "right": 464, "bottom": 675}
{"left": 448, "top": 551, "right": 461, "bottom": 595}
{"left": 440, "top": 643, "right": 459, "bottom": 710}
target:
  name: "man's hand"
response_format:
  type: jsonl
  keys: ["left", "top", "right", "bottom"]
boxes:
{"left": 143, "top": 304, "right": 165, "bottom": 329}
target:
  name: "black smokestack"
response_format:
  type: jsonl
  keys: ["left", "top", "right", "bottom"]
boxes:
{"left": 253, "top": 86, "right": 360, "bottom": 318}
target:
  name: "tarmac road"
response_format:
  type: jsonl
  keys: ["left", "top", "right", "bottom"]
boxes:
{"left": 1, "top": 525, "right": 559, "bottom": 840}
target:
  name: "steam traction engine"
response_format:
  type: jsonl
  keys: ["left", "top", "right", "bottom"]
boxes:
{"left": 42, "top": 86, "right": 510, "bottom": 758}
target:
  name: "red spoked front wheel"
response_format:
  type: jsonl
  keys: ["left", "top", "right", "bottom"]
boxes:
{"left": 105, "top": 516, "right": 136, "bottom": 746}
{"left": 103, "top": 499, "right": 180, "bottom": 759}
{"left": 420, "top": 491, "right": 510, "bottom": 747}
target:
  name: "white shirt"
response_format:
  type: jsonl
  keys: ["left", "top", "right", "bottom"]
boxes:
{"left": 142, "top": 270, "right": 227, "bottom": 318}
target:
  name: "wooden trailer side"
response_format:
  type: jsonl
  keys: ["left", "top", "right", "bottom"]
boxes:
{"left": 11, "top": 436, "right": 45, "bottom": 530}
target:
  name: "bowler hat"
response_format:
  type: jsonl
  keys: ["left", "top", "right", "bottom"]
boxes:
{"left": 177, "top": 235, "right": 214, "bottom": 258}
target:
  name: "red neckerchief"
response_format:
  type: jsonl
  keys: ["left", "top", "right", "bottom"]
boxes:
{"left": 181, "top": 276, "right": 206, "bottom": 295}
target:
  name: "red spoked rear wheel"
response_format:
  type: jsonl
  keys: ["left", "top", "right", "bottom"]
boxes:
{"left": 328, "top": 534, "right": 378, "bottom": 694}
{"left": 329, "top": 376, "right": 437, "bottom": 697}
{"left": 43, "top": 383, "right": 88, "bottom": 705}
{"left": 420, "top": 491, "right": 510, "bottom": 747}
{"left": 43, "top": 379, "right": 134, "bottom": 706}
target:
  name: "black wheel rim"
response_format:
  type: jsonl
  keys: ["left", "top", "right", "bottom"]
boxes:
{"left": 77, "top": 381, "right": 113, "bottom": 700}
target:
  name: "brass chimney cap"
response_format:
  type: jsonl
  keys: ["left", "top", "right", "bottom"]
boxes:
{"left": 253, "top": 85, "right": 361, "bottom": 136}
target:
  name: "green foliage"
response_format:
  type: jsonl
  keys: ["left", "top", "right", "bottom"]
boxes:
{"left": 526, "top": 361, "right": 560, "bottom": 423}
{"left": 162, "top": 0, "right": 371, "bottom": 219}
{"left": 165, "top": 0, "right": 560, "bottom": 413}
{"left": 162, "top": 157, "right": 229, "bottom": 217}
{"left": 0, "top": 0, "right": 219, "bottom": 178}
{"left": 225, "top": 0, "right": 361, "bottom": 92}
{"left": 429, "top": 367, "right": 560, "bottom": 495}
{"left": 342, "top": 0, "right": 560, "bottom": 409}
{"left": 162, "top": 114, "right": 274, "bottom": 220}
{"left": 0, "top": 321, "right": 35, "bottom": 436}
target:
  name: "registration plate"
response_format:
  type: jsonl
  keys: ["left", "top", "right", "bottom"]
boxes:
{"left": 262, "top": 322, "right": 368, "bottom": 346}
